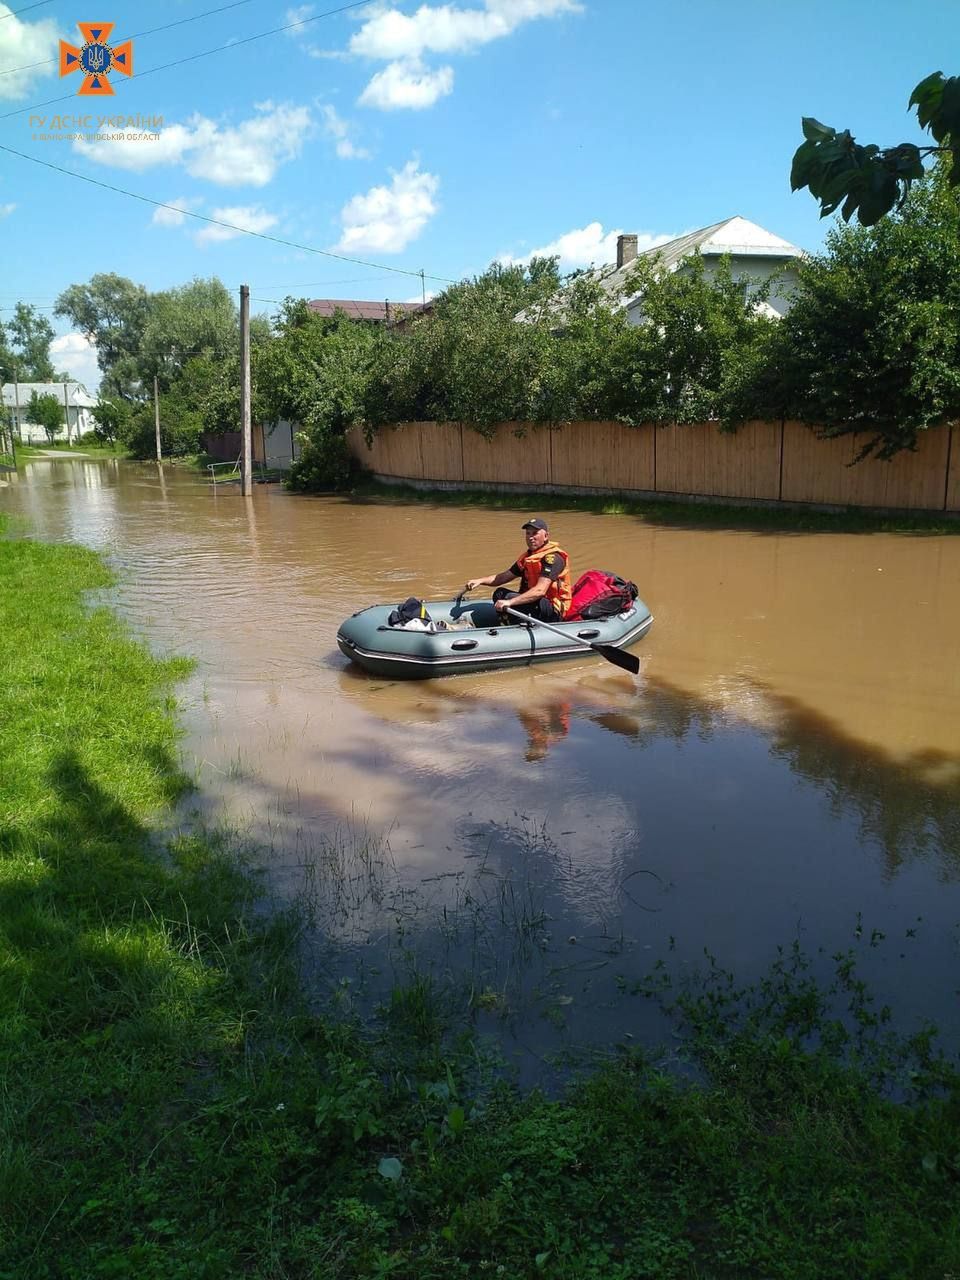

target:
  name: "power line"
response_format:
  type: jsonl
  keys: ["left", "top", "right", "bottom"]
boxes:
{"left": 0, "top": 0, "right": 373, "bottom": 120}
{"left": 0, "top": 140, "right": 456, "bottom": 284}
{"left": 0, "top": 0, "right": 267, "bottom": 80}
{"left": 245, "top": 275, "right": 399, "bottom": 289}
{"left": 0, "top": 0, "right": 53, "bottom": 20}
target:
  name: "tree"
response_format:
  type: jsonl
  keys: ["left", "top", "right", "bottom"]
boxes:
{"left": 28, "top": 391, "right": 65, "bottom": 443}
{"left": 138, "top": 277, "right": 239, "bottom": 391}
{"left": 792, "top": 72, "right": 959, "bottom": 225}
{"left": 91, "top": 397, "right": 129, "bottom": 445}
{"left": 54, "top": 273, "right": 150, "bottom": 399}
{"left": 389, "top": 259, "right": 566, "bottom": 432}
{"left": 775, "top": 169, "right": 960, "bottom": 458}
{"left": 6, "top": 303, "right": 55, "bottom": 380}
{"left": 260, "top": 302, "right": 376, "bottom": 489}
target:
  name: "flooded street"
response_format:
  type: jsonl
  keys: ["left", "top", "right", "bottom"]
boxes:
{"left": 4, "top": 457, "right": 960, "bottom": 1066}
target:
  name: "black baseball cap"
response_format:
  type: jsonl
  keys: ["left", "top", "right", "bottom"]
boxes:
{"left": 522, "top": 517, "right": 548, "bottom": 531}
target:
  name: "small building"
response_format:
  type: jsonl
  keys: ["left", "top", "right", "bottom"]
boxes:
{"left": 201, "top": 420, "right": 302, "bottom": 472}
{"left": 307, "top": 298, "right": 432, "bottom": 326}
{"left": 602, "top": 217, "right": 804, "bottom": 320}
{"left": 1, "top": 381, "right": 100, "bottom": 444}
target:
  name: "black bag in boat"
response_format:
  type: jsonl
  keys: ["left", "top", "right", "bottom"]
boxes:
{"left": 388, "top": 597, "right": 433, "bottom": 627}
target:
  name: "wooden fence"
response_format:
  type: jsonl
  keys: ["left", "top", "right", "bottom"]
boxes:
{"left": 345, "top": 419, "right": 960, "bottom": 514}
{"left": 203, "top": 425, "right": 265, "bottom": 464}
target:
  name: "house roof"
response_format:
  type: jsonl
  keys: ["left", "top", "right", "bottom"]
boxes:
{"left": 1, "top": 381, "right": 98, "bottom": 408}
{"left": 307, "top": 298, "right": 430, "bottom": 322}
{"left": 516, "top": 216, "right": 804, "bottom": 326}
{"left": 593, "top": 217, "right": 804, "bottom": 305}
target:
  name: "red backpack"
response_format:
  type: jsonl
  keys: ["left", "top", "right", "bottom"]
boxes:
{"left": 566, "top": 570, "right": 639, "bottom": 621}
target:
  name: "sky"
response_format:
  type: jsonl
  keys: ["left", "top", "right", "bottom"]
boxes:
{"left": 0, "top": 0, "right": 957, "bottom": 390}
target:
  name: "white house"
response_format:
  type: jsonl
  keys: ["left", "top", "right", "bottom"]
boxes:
{"left": 1, "top": 382, "right": 100, "bottom": 444}
{"left": 598, "top": 217, "right": 805, "bottom": 320}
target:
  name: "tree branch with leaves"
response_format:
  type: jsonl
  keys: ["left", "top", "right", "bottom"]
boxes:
{"left": 792, "top": 72, "right": 959, "bottom": 225}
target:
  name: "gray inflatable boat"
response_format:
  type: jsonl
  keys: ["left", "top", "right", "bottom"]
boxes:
{"left": 337, "top": 595, "right": 654, "bottom": 679}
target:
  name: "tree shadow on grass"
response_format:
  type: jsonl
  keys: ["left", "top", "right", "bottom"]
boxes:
{"left": 0, "top": 746, "right": 202, "bottom": 1032}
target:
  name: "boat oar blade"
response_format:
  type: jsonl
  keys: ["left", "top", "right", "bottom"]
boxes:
{"left": 593, "top": 643, "right": 640, "bottom": 675}
{"left": 501, "top": 604, "right": 641, "bottom": 675}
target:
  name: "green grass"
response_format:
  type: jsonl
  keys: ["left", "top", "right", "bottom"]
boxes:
{"left": 1, "top": 508, "right": 959, "bottom": 1278}
{"left": 347, "top": 475, "right": 960, "bottom": 535}
{"left": 13, "top": 439, "right": 128, "bottom": 461}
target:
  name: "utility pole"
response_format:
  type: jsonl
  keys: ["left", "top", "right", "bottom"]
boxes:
{"left": 153, "top": 375, "right": 162, "bottom": 462}
{"left": 62, "top": 382, "right": 71, "bottom": 446}
{"left": 420, "top": 269, "right": 426, "bottom": 306}
{"left": 1, "top": 364, "right": 22, "bottom": 443}
{"left": 240, "top": 284, "right": 252, "bottom": 498}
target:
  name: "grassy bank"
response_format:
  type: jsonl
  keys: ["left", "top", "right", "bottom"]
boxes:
{"left": 347, "top": 475, "right": 960, "bottom": 535}
{"left": 1, "top": 511, "right": 959, "bottom": 1278}
{"left": 13, "top": 440, "right": 128, "bottom": 461}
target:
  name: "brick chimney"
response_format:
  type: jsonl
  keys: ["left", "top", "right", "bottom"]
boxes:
{"left": 616, "top": 233, "right": 638, "bottom": 268}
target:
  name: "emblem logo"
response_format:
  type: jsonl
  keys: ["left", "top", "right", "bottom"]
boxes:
{"left": 59, "top": 23, "right": 133, "bottom": 97}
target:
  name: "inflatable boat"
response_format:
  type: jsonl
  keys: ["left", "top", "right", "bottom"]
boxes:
{"left": 336, "top": 594, "right": 654, "bottom": 679}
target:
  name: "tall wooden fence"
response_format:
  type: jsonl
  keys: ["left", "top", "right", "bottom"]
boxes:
{"left": 346, "top": 420, "right": 960, "bottom": 514}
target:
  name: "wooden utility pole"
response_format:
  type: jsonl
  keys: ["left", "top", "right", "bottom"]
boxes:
{"left": 13, "top": 375, "right": 20, "bottom": 442}
{"left": 240, "top": 284, "right": 252, "bottom": 497}
{"left": 153, "top": 375, "right": 162, "bottom": 462}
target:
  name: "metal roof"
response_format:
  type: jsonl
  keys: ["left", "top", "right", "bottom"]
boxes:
{"left": 595, "top": 216, "right": 804, "bottom": 305}
{"left": 1, "top": 381, "right": 99, "bottom": 407}
{"left": 307, "top": 299, "right": 430, "bottom": 322}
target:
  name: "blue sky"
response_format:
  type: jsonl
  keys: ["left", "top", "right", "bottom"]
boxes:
{"left": 0, "top": 0, "right": 956, "bottom": 388}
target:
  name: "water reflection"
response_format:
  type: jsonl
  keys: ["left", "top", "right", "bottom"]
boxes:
{"left": 4, "top": 458, "right": 960, "bottom": 1064}
{"left": 291, "top": 672, "right": 960, "bottom": 1068}
{"left": 343, "top": 671, "right": 960, "bottom": 888}
{"left": 517, "top": 701, "right": 572, "bottom": 762}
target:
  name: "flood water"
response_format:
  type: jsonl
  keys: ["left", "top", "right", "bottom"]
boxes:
{"left": 4, "top": 457, "right": 960, "bottom": 1071}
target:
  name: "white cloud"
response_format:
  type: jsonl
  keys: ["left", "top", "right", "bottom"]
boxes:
{"left": 500, "top": 223, "right": 677, "bottom": 272}
{"left": 50, "top": 332, "right": 99, "bottom": 389}
{"left": 151, "top": 197, "right": 195, "bottom": 227}
{"left": 349, "top": 0, "right": 580, "bottom": 59}
{"left": 358, "top": 58, "right": 453, "bottom": 110}
{"left": 320, "top": 105, "right": 371, "bottom": 159}
{"left": 0, "top": 202, "right": 16, "bottom": 218}
{"left": 334, "top": 159, "right": 439, "bottom": 254}
{"left": 283, "top": 4, "right": 347, "bottom": 59}
{"left": 196, "top": 205, "right": 279, "bottom": 245}
{"left": 72, "top": 103, "right": 312, "bottom": 186}
{"left": 283, "top": 3, "right": 315, "bottom": 30}
{"left": 0, "top": 6, "right": 60, "bottom": 100}
{"left": 351, "top": 1, "right": 581, "bottom": 111}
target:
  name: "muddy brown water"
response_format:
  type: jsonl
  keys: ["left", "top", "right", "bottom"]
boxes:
{"left": 4, "top": 457, "right": 960, "bottom": 1070}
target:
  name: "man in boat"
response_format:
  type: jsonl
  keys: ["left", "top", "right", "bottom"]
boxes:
{"left": 464, "top": 517, "right": 572, "bottom": 622}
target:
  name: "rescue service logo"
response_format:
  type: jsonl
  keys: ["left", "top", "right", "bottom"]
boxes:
{"left": 59, "top": 23, "right": 133, "bottom": 97}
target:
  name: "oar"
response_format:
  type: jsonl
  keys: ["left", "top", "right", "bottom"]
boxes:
{"left": 501, "top": 605, "right": 640, "bottom": 675}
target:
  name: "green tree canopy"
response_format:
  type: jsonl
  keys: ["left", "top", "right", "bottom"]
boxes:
{"left": 5, "top": 303, "right": 55, "bottom": 381}
{"left": 28, "top": 391, "right": 65, "bottom": 443}
{"left": 139, "top": 277, "right": 239, "bottom": 391}
{"left": 792, "top": 71, "right": 959, "bottom": 225}
{"left": 54, "top": 273, "right": 150, "bottom": 399}
{"left": 775, "top": 168, "right": 960, "bottom": 457}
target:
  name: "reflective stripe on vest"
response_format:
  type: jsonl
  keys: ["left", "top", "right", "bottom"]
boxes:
{"left": 517, "top": 541, "right": 572, "bottom": 617}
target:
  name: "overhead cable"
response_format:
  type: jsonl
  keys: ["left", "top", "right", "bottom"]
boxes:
{"left": 0, "top": 0, "right": 266, "bottom": 80}
{"left": 0, "top": 140, "right": 454, "bottom": 284}
{"left": 0, "top": 0, "right": 373, "bottom": 119}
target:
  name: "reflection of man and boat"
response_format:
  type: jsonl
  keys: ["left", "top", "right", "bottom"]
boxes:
{"left": 517, "top": 701, "right": 571, "bottom": 762}
{"left": 338, "top": 663, "right": 960, "bottom": 878}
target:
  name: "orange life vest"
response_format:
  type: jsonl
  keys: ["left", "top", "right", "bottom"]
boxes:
{"left": 517, "top": 541, "right": 572, "bottom": 617}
